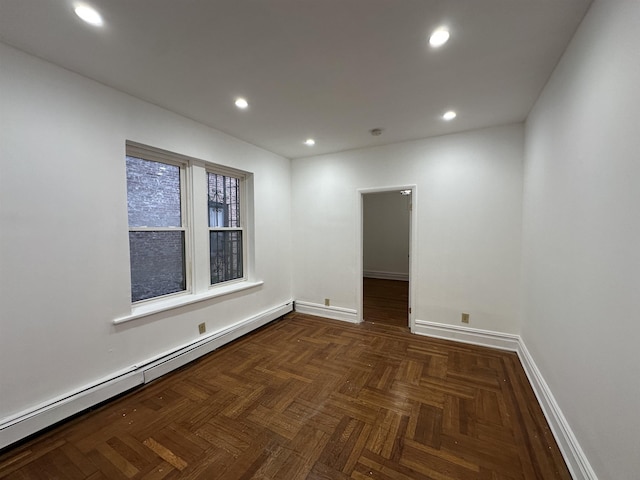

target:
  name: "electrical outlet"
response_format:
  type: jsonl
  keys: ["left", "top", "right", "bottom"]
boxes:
{"left": 324, "top": 298, "right": 330, "bottom": 306}
{"left": 198, "top": 323, "right": 206, "bottom": 334}
{"left": 461, "top": 313, "right": 470, "bottom": 324}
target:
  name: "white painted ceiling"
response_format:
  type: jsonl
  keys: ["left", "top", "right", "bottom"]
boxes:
{"left": 0, "top": 0, "right": 592, "bottom": 158}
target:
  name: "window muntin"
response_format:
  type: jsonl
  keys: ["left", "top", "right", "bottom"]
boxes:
{"left": 207, "top": 172, "right": 244, "bottom": 285}
{"left": 126, "top": 154, "right": 188, "bottom": 302}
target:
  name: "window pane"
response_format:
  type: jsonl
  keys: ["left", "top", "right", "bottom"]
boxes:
{"left": 127, "top": 156, "right": 182, "bottom": 227}
{"left": 207, "top": 173, "right": 240, "bottom": 227}
{"left": 210, "top": 231, "right": 243, "bottom": 284}
{"left": 129, "top": 231, "right": 186, "bottom": 302}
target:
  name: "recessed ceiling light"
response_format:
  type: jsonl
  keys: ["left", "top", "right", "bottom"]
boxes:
{"left": 74, "top": 4, "right": 103, "bottom": 27}
{"left": 442, "top": 110, "right": 457, "bottom": 121}
{"left": 304, "top": 138, "right": 315, "bottom": 146}
{"left": 429, "top": 27, "right": 450, "bottom": 47}
{"left": 235, "top": 97, "right": 249, "bottom": 109}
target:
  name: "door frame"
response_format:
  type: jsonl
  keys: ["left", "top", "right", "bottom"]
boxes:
{"left": 357, "top": 185, "right": 417, "bottom": 331}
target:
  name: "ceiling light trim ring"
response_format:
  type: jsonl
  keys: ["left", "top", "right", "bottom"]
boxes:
{"left": 74, "top": 3, "right": 104, "bottom": 27}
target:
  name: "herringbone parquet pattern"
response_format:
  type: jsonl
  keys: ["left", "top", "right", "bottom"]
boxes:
{"left": 0, "top": 313, "right": 571, "bottom": 479}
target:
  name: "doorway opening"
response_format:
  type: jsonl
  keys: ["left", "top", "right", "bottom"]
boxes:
{"left": 360, "top": 188, "right": 413, "bottom": 328}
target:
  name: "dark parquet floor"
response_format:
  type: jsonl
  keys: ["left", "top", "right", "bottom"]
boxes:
{"left": 0, "top": 312, "right": 571, "bottom": 479}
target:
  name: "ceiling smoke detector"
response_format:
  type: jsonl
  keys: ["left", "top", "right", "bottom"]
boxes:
{"left": 369, "top": 128, "right": 384, "bottom": 136}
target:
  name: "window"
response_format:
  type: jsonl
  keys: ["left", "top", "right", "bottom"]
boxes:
{"left": 208, "top": 172, "right": 243, "bottom": 285}
{"left": 125, "top": 141, "right": 249, "bottom": 305}
{"left": 126, "top": 153, "right": 187, "bottom": 303}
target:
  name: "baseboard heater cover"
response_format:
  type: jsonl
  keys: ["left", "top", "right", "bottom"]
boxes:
{"left": 0, "top": 301, "right": 293, "bottom": 450}
{"left": 0, "top": 371, "right": 143, "bottom": 450}
{"left": 143, "top": 302, "right": 292, "bottom": 383}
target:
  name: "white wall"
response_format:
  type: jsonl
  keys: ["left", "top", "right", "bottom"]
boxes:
{"left": 522, "top": 1, "right": 640, "bottom": 478}
{"left": 292, "top": 124, "right": 524, "bottom": 333}
{"left": 363, "top": 191, "right": 410, "bottom": 279}
{"left": 8, "top": 3, "right": 636, "bottom": 473}
{"left": 0, "top": 43, "right": 292, "bottom": 422}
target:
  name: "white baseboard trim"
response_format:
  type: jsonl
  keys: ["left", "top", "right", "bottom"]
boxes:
{"left": 413, "top": 319, "right": 520, "bottom": 352}
{"left": 0, "top": 301, "right": 293, "bottom": 450}
{"left": 517, "top": 342, "right": 598, "bottom": 480}
{"left": 413, "top": 318, "right": 597, "bottom": 480}
{"left": 294, "top": 301, "right": 360, "bottom": 324}
{"left": 363, "top": 270, "right": 409, "bottom": 281}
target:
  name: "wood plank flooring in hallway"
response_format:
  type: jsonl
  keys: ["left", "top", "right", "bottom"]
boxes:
{"left": 363, "top": 277, "right": 409, "bottom": 328}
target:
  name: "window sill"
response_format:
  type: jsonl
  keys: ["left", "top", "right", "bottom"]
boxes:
{"left": 113, "top": 280, "right": 264, "bottom": 325}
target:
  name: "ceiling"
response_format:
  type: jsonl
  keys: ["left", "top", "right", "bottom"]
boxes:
{"left": 0, "top": 0, "right": 592, "bottom": 159}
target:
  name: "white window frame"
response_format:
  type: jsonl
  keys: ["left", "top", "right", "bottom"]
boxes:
{"left": 206, "top": 165, "right": 247, "bottom": 287}
{"left": 126, "top": 142, "right": 192, "bottom": 304}
{"left": 115, "top": 141, "right": 261, "bottom": 325}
